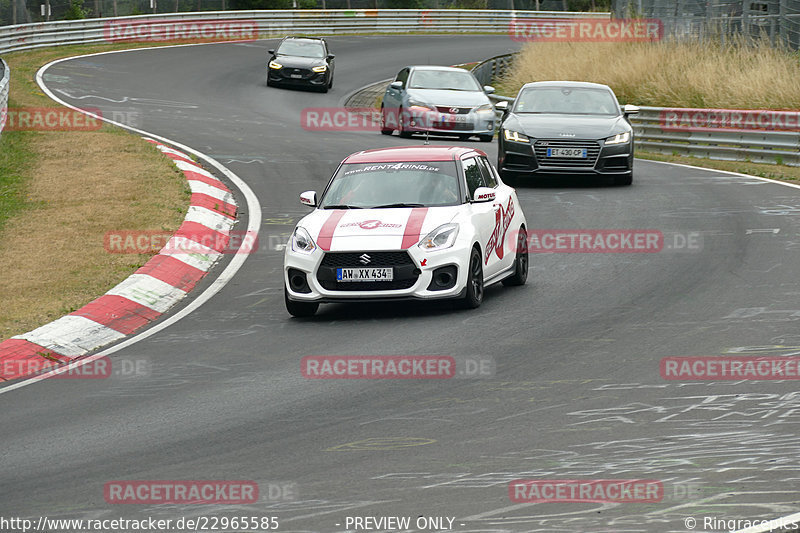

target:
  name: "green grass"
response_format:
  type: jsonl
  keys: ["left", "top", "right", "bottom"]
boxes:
{"left": 0, "top": 130, "right": 37, "bottom": 235}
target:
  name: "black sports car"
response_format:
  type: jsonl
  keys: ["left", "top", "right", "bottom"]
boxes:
{"left": 497, "top": 81, "right": 639, "bottom": 186}
{"left": 267, "top": 37, "right": 335, "bottom": 93}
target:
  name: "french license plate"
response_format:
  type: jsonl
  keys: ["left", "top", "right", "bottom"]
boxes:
{"left": 337, "top": 267, "right": 394, "bottom": 282}
{"left": 290, "top": 73, "right": 303, "bottom": 79}
{"left": 547, "top": 147, "right": 587, "bottom": 158}
{"left": 440, "top": 114, "right": 468, "bottom": 123}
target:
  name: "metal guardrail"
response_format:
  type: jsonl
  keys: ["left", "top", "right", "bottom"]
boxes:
{"left": 632, "top": 106, "right": 800, "bottom": 167}
{"left": 0, "top": 58, "right": 9, "bottom": 136}
{"left": 0, "top": 10, "right": 609, "bottom": 55}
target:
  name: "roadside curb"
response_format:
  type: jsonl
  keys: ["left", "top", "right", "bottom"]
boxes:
{"left": 0, "top": 140, "right": 238, "bottom": 381}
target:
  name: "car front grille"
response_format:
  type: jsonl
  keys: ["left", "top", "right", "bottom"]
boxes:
{"left": 431, "top": 121, "right": 475, "bottom": 131}
{"left": 435, "top": 106, "right": 472, "bottom": 115}
{"left": 317, "top": 251, "right": 419, "bottom": 292}
{"left": 534, "top": 140, "right": 601, "bottom": 167}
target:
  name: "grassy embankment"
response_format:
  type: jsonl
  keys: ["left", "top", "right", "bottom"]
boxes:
{"left": 0, "top": 44, "right": 192, "bottom": 341}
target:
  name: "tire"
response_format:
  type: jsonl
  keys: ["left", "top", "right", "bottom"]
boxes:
{"left": 398, "top": 107, "right": 413, "bottom": 138}
{"left": 328, "top": 75, "right": 333, "bottom": 89}
{"left": 614, "top": 173, "right": 633, "bottom": 186}
{"left": 479, "top": 134, "right": 494, "bottom": 143}
{"left": 459, "top": 247, "right": 484, "bottom": 309}
{"left": 502, "top": 227, "right": 528, "bottom": 287}
{"left": 380, "top": 105, "right": 393, "bottom": 135}
{"left": 285, "top": 287, "right": 319, "bottom": 317}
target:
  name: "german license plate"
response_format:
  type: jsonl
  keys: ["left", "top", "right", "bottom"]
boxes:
{"left": 547, "top": 147, "right": 587, "bottom": 158}
{"left": 337, "top": 267, "right": 394, "bottom": 282}
{"left": 441, "top": 114, "right": 468, "bottom": 123}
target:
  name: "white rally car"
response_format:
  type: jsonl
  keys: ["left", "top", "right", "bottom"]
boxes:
{"left": 283, "top": 146, "right": 528, "bottom": 317}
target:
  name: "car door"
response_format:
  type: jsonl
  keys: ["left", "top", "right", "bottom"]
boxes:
{"left": 477, "top": 156, "right": 516, "bottom": 276}
{"left": 462, "top": 156, "right": 502, "bottom": 279}
{"left": 383, "top": 68, "right": 408, "bottom": 112}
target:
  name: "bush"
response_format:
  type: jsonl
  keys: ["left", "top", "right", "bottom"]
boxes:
{"left": 63, "top": 0, "right": 90, "bottom": 19}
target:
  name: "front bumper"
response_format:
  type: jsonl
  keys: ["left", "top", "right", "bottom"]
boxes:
{"left": 499, "top": 137, "right": 633, "bottom": 177}
{"left": 268, "top": 67, "right": 328, "bottom": 87}
{"left": 284, "top": 245, "right": 471, "bottom": 303}
{"left": 405, "top": 109, "right": 495, "bottom": 136}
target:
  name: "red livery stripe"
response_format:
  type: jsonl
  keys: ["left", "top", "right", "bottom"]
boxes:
{"left": 401, "top": 208, "right": 429, "bottom": 249}
{"left": 70, "top": 295, "right": 162, "bottom": 334}
{"left": 317, "top": 210, "right": 348, "bottom": 251}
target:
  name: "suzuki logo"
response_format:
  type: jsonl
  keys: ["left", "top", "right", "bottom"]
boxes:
{"left": 359, "top": 254, "right": 372, "bottom": 265}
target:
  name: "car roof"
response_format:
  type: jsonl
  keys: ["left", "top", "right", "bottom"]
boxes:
{"left": 281, "top": 36, "right": 325, "bottom": 44}
{"left": 520, "top": 80, "right": 613, "bottom": 91}
{"left": 406, "top": 65, "right": 472, "bottom": 74}
{"left": 343, "top": 146, "right": 487, "bottom": 163}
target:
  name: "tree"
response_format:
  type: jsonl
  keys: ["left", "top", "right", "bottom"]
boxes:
{"left": 63, "top": 0, "right": 90, "bottom": 19}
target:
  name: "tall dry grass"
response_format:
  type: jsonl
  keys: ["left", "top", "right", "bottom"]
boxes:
{"left": 500, "top": 38, "right": 800, "bottom": 109}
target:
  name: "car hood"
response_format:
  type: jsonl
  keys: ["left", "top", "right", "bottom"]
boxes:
{"left": 274, "top": 55, "right": 325, "bottom": 68}
{"left": 505, "top": 113, "right": 631, "bottom": 140}
{"left": 406, "top": 88, "right": 491, "bottom": 108}
{"left": 298, "top": 206, "right": 461, "bottom": 251}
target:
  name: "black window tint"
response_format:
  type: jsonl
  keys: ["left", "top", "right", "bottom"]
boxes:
{"left": 396, "top": 68, "right": 409, "bottom": 85}
{"left": 477, "top": 157, "right": 498, "bottom": 188}
{"left": 462, "top": 157, "right": 485, "bottom": 197}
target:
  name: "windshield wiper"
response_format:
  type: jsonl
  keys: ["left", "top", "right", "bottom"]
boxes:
{"left": 372, "top": 203, "right": 425, "bottom": 209}
{"left": 323, "top": 204, "right": 362, "bottom": 209}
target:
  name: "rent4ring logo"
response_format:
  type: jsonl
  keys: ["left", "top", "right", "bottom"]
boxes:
{"left": 104, "top": 19, "right": 258, "bottom": 43}
{"left": 509, "top": 18, "right": 663, "bottom": 42}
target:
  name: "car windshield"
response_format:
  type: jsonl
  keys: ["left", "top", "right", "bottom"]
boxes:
{"left": 277, "top": 40, "right": 325, "bottom": 59}
{"left": 515, "top": 87, "right": 620, "bottom": 115}
{"left": 408, "top": 70, "right": 481, "bottom": 91}
{"left": 320, "top": 161, "right": 461, "bottom": 209}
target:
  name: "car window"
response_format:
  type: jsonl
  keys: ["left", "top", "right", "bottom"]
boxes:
{"left": 477, "top": 157, "right": 498, "bottom": 188}
{"left": 320, "top": 161, "right": 460, "bottom": 209}
{"left": 462, "top": 157, "right": 486, "bottom": 198}
{"left": 408, "top": 69, "right": 481, "bottom": 91}
{"left": 515, "top": 87, "right": 620, "bottom": 115}
{"left": 395, "top": 68, "right": 410, "bottom": 86}
{"left": 277, "top": 40, "right": 325, "bottom": 59}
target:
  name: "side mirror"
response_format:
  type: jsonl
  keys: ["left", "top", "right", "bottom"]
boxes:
{"left": 495, "top": 100, "right": 509, "bottom": 111}
{"left": 623, "top": 104, "right": 639, "bottom": 116}
{"left": 473, "top": 187, "right": 496, "bottom": 203}
{"left": 483, "top": 85, "right": 495, "bottom": 94}
{"left": 300, "top": 190, "right": 317, "bottom": 207}
{"left": 268, "top": 49, "right": 275, "bottom": 55}
{"left": 389, "top": 80, "right": 403, "bottom": 90}
{"left": 327, "top": 54, "right": 335, "bottom": 61}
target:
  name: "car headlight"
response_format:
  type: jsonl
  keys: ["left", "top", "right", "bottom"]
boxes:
{"left": 503, "top": 129, "right": 530, "bottom": 143}
{"left": 408, "top": 98, "right": 436, "bottom": 113}
{"left": 605, "top": 131, "right": 631, "bottom": 145}
{"left": 291, "top": 227, "right": 316, "bottom": 254}
{"left": 418, "top": 223, "right": 459, "bottom": 251}
{"left": 268, "top": 60, "right": 283, "bottom": 70}
{"left": 475, "top": 103, "right": 495, "bottom": 114}
{"left": 311, "top": 65, "right": 328, "bottom": 73}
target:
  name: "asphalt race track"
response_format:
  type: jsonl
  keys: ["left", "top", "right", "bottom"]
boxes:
{"left": 2, "top": 35, "right": 800, "bottom": 533}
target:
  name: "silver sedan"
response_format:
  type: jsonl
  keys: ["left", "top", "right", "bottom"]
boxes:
{"left": 381, "top": 65, "right": 497, "bottom": 142}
